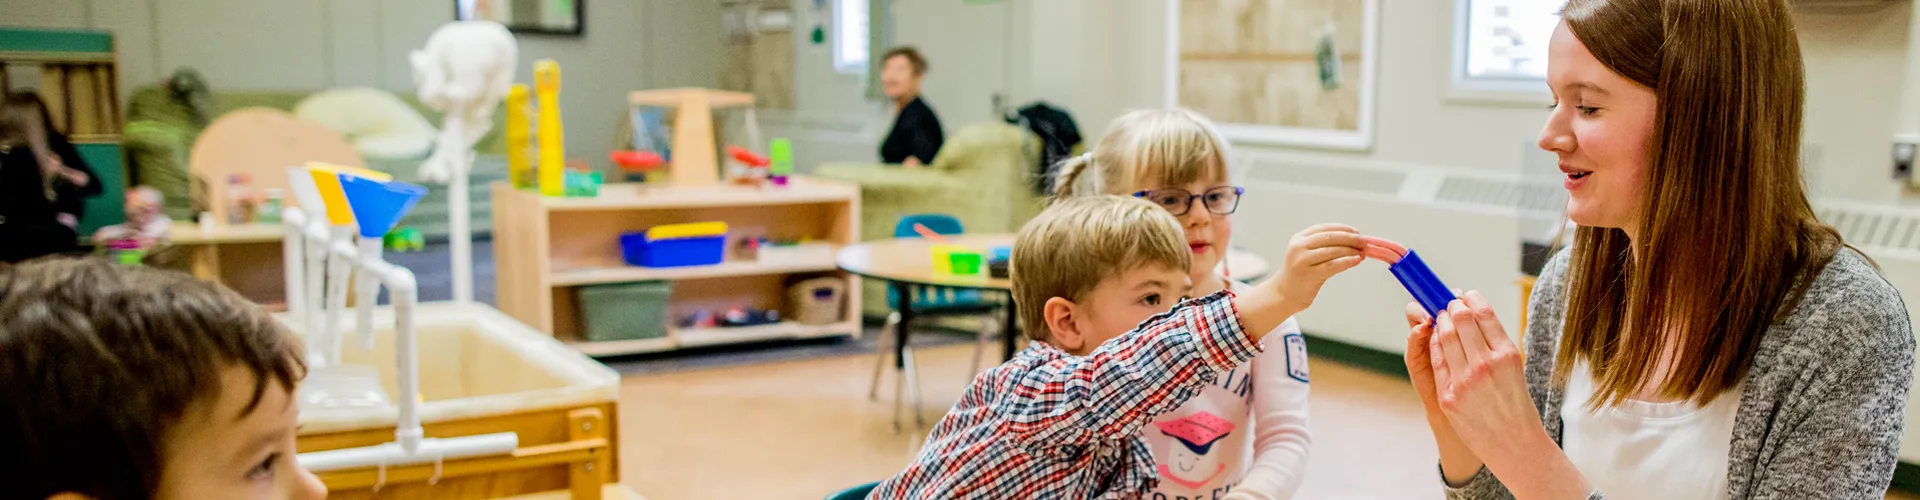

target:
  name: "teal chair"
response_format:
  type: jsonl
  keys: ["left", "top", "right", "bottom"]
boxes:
{"left": 867, "top": 214, "right": 1008, "bottom": 431}
{"left": 826, "top": 482, "right": 879, "bottom": 500}
{"left": 885, "top": 214, "right": 987, "bottom": 309}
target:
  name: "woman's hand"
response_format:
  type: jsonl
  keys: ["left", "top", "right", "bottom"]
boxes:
{"left": 1405, "top": 302, "right": 1485, "bottom": 486}
{"left": 1431, "top": 291, "right": 1541, "bottom": 456}
{"left": 902, "top": 157, "right": 924, "bottom": 169}
{"left": 41, "top": 154, "right": 88, "bottom": 187}
{"left": 1429, "top": 290, "right": 1591, "bottom": 498}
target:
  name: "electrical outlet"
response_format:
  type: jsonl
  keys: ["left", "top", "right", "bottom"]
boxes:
{"left": 1893, "top": 133, "right": 1918, "bottom": 181}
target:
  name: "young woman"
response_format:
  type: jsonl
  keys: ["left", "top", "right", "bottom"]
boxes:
{"left": 1400, "top": 0, "right": 1914, "bottom": 498}
{"left": 0, "top": 92, "right": 97, "bottom": 263}
{"left": 877, "top": 46, "right": 944, "bottom": 167}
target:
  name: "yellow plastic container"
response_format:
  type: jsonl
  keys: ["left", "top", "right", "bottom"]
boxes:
{"left": 645, "top": 221, "right": 729, "bottom": 240}
{"left": 930, "top": 244, "right": 965, "bottom": 275}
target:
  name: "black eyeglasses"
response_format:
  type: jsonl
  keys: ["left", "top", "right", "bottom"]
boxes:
{"left": 1132, "top": 186, "right": 1244, "bottom": 216}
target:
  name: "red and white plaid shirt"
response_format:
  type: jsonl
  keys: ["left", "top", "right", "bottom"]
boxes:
{"left": 871, "top": 291, "right": 1262, "bottom": 499}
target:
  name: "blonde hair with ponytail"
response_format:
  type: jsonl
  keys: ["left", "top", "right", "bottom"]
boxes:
{"left": 1050, "top": 108, "right": 1233, "bottom": 201}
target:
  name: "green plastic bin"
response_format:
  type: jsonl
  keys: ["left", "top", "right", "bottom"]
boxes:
{"left": 576, "top": 280, "right": 673, "bottom": 342}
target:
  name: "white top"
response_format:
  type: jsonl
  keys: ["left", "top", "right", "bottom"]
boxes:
{"left": 1136, "top": 279, "right": 1313, "bottom": 499}
{"left": 1561, "top": 362, "right": 1742, "bottom": 500}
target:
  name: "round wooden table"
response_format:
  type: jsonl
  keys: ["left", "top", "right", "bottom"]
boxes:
{"left": 835, "top": 234, "right": 1270, "bottom": 362}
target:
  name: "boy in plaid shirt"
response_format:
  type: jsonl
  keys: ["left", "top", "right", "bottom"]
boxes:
{"left": 872, "top": 196, "right": 1367, "bottom": 499}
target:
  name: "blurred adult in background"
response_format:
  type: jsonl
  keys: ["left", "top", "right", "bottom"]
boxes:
{"left": 0, "top": 92, "right": 99, "bottom": 263}
{"left": 878, "top": 46, "right": 944, "bottom": 167}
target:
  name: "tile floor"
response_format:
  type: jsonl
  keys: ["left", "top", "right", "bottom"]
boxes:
{"left": 614, "top": 342, "right": 1920, "bottom": 500}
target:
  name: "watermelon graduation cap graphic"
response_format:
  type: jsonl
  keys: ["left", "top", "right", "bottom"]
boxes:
{"left": 1152, "top": 411, "right": 1236, "bottom": 489}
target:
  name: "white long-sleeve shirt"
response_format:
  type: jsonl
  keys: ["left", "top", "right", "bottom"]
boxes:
{"left": 1138, "top": 278, "right": 1311, "bottom": 499}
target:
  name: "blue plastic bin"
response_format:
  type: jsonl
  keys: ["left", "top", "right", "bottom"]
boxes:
{"left": 620, "top": 232, "right": 727, "bottom": 267}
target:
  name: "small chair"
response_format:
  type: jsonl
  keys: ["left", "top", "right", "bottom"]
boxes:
{"left": 867, "top": 214, "right": 1006, "bottom": 431}
{"left": 825, "top": 482, "right": 879, "bottom": 500}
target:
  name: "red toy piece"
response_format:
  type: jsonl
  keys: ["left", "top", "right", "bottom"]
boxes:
{"left": 610, "top": 150, "right": 665, "bottom": 170}
{"left": 727, "top": 146, "right": 770, "bottom": 167}
{"left": 610, "top": 150, "right": 667, "bottom": 183}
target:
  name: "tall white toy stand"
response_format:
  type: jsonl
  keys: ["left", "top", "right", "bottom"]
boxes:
{"left": 411, "top": 20, "right": 517, "bottom": 304}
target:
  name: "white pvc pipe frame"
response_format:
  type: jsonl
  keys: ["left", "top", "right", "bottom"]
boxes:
{"left": 281, "top": 206, "right": 518, "bottom": 474}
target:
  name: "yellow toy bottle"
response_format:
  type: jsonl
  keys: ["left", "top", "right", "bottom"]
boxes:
{"left": 534, "top": 60, "right": 565, "bottom": 197}
{"left": 506, "top": 83, "right": 532, "bottom": 189}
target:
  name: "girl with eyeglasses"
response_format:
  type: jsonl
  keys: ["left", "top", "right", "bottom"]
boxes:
{"left": 1053, "top": 108, "right": 1309, "bottom": 500}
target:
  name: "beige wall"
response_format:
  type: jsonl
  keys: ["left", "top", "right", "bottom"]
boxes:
{"left": 0, "top": 0, "right": 722, "bottom": 171}
{"left": 1045, "top": 0, "right": 1918, "bottom": 204}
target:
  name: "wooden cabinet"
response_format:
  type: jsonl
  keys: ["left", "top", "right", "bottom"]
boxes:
{"left": 491, "top": 176, "right": 862, "bottom": 356}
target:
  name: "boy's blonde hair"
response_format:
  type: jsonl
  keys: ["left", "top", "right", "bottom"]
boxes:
{"left": 1011, "top": 195, "right": 1191, "bottom": 341}
{"left": 1052, "top": 108, "right": 1233, "bottom": 200}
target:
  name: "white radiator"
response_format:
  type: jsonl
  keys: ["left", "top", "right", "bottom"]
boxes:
{"left": 1234, "top": 151, "right": 1920, "bottom": 461}
{"left": 1233, "top": 153, "right": 1557, "bottom": 354}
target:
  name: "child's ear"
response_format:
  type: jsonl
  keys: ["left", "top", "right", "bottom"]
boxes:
{"left": 1043, "top": 297, "right": 1084, "bottom": 353}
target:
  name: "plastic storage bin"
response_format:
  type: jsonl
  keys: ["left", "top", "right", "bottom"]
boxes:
{"left": 787, "top": 276, "right": 847, "bottom": 325}
{"left": 620, "top": 221, "right": 728, "bottom": 267}
{"left": 576, "top": 280, "right": 674, "bottom": 342}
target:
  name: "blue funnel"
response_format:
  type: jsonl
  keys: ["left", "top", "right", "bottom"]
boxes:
{"left": 338, "top": 175, "right": 427, "bottom": 238}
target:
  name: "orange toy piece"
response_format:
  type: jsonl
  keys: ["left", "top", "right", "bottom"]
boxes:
{"left": 725, "top": 146, "right": 772, "bottom": 186}
{"left": 610, "top": 150, "right": 666, "bottom": 183}
{"left": 727, "top": 146, "right": 769, "bottom": 167}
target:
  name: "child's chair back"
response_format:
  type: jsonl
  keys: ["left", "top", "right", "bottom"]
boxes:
{"left": 825, "top": 482, "right": 879, "bottom": 500}
{"left": 889, "top": 214, "right": 980, "bottom": 308}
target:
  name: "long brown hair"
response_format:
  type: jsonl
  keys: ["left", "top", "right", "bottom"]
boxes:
{"left": 1554, "top": 0, "right": 1843, "bottom": 409}
{"left": 0, "top": 93, "right": 59, "bottom": 200}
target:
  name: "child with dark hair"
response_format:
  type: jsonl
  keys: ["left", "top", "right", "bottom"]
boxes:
{"left": 0, "top": 258, "right": 327, "bottom": 500}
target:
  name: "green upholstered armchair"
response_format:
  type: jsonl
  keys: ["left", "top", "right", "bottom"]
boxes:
{"left": 813, "top": 122, "right": 1048, "bottom": 317}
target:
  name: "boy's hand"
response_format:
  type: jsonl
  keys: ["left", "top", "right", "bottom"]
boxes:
{"left": 1234, "top": 223, "right": 1366, "bottom": 337}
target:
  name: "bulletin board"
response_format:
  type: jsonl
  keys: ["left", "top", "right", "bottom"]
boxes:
{"left": 1166, "top": 0, "right": 1380, "bottom": 151}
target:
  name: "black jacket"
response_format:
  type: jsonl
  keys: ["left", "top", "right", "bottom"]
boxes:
{"left": 1008, "top": 102, "right": 1081, "bottom": 194}
{"left": 0, "top": 131, "right": 97, "bottom": 263}
{"left": 880, "top": 97, "right": 944, "bottom": 164}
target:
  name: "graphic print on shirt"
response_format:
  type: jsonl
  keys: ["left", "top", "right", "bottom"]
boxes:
{"left": 1282, "top": 333, "right": 1309, "bottom": 383}
{"left": 1152, "top": 411, "right": 1236, "bottom": 489}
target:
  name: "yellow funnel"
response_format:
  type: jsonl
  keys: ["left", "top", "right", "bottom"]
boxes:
{"left": 305, "top": 163, "right": 392, "bottom": 226}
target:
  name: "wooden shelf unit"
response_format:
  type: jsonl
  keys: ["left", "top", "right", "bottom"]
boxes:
{"left": 493, "top": 177, "right": 862, "bottom": 357}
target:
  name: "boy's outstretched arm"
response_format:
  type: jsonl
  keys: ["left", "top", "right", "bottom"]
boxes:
{"left": 998, "top": 224, "right": 1366, "bottom": 447}
{"left": 1236, "top": 223, "right": 1368, "bottom": 335}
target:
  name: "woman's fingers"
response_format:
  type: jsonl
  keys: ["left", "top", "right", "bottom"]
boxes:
{"left": 1405, "top": 301, "right": 1430, "bottom": 328}
{"left": 1428, "top": 320, "right": 1454, "bottom": 396}
{"left": 1462, "top": 291, "right": 1514, "bottom": 351}
{"left": 1434, "top": 308, "right": 1470, "bottom": 386}
{"left": 1447, "top": 300, "right": 1491, "bottom": 365}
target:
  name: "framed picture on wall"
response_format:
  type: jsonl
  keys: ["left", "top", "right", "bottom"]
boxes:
{"left": 1164, "top": 0, "right": 1381, "bottom": 151}
{"left": 456, "top": 0, "right": 584, "bottom": 36}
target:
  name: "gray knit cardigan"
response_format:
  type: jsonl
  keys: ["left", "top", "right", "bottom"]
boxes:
{"left": 1446, "top": 248, "right": 1915, "bottom": 500}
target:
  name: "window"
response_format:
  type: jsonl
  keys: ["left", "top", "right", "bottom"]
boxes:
{"left": 833, "top": 0, "right": 869, "bottom": 74}
{"left": 1452, "top": 0, "right": 1563, "bottom": 99}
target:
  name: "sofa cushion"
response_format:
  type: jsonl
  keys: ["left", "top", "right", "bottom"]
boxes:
{"left": 293, "top": 88, "right": 439, "bottom": 160}
{"left": 213, "top": 91, "right": 506, "bottom": 155}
